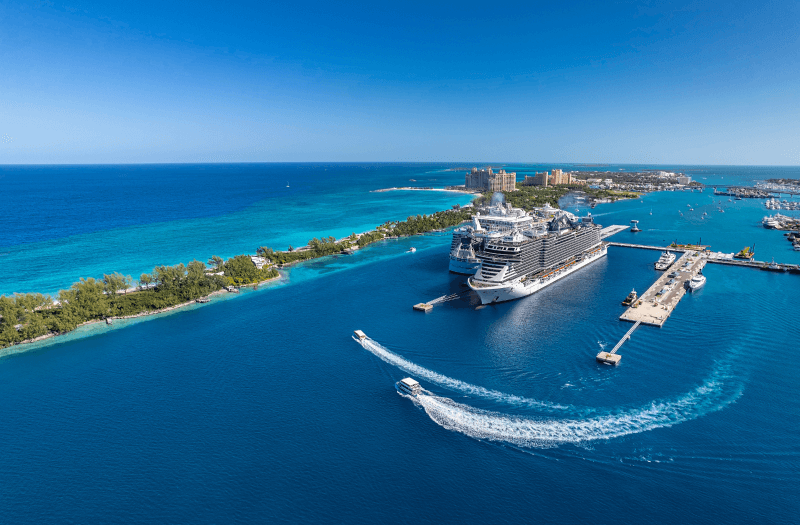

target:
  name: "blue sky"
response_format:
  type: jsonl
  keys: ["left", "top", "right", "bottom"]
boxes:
{"left": 1, "top": 0, "right": 798, "bottom": 164}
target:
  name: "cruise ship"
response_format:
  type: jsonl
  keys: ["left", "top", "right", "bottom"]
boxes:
{"left": 466, "top": 205, "right": 605, "bottom": 304}
{"left": 449, "top": 197, "right": 544, "bottom": 274}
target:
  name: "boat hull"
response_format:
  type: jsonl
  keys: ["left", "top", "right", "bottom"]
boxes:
{"left": 449, "top": 256, "right": 481, "bottom": 275}
{"left": 468, "top": 245, "right": 607, "bottom": 304}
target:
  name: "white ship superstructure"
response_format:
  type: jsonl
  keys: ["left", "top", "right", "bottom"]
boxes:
{"left": 449, "top": 196, "right": 544, "bottom": 275}
{"left": 466, "top": 206, "right": 605, "bottom": 304}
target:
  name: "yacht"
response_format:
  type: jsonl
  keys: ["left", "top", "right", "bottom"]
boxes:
{"left": 630, "top": 220, "right": 641, "bottom": 232}
{"left": 654, "top": 251, "right": 676, "bottom": 270}
{"left": 396, "top": 378, "right": 422, "bottom": 396}
{"left": 622, "top": 288, "right": 638, "bottom": 306}
{"left": 409, "top": 247, "right": 417, "bottom": 253}
{"left": 688, "top": 273, "right": 706, "bottom": 292}
{"left": 762, "top": 216, "right": 781, "bottom": 229}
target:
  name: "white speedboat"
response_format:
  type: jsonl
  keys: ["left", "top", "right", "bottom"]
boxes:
{"left": 654, "top": 251, "right": 676, "bottom": 270}
{"left": 409, "top": 247, "right": 417, "bottom": 252}
{"left": 688, "top": 274, "right": 706, "bottom": 292}
{"left": 396, "top": 378, "right": 421, "bottom": 396}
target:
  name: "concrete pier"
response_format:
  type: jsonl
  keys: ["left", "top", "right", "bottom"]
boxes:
{"left": 596, "top": 320, "right": 641, "bottom": 365}
{"left": 620, "top": 251, "right": 706, "bottom": 327}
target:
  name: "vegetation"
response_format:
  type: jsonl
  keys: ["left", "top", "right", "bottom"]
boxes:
{"left": 0, "top": 197, "right": 473, "bottom": 352}
{"left": 0, "top": 254, "right": 280, "bottom": 350}
{"left": 256, "top": 208, "right": 474, "bottom": 267}
{"left": 222, "top": 255, "right": 279, "bottom": 286}
{"left": 473, "top": 183, "right": 640, "bottom": 212}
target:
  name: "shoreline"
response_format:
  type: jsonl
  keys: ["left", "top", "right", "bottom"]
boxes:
{"left": 0, "top": 275, "right": 283, "bottom": 358}
{"left": 372, "top": 186, "right": 481, "bottom": 196}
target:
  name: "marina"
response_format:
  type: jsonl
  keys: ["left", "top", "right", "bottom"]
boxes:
{"left": 620, "top": 251, "right": 705, "bottom": 327}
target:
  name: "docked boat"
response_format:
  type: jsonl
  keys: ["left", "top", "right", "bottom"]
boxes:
{"left": 396, "top": 378, "right": 422, "bottom": 396}
{"left": 654, "top": 251, "right": 676, "bottom": 270}
{"left": 449, "top": 196, "right": 540, "bottom": 275}
{"left": 467, "top": 204, "right": 605, "bottom": 304}
{"left": 630, "top": 220, "right": 641, "bottom": 232}
{"left": 688, "top": 273, "right": 706, "bottom": 292}
{"left": 762, "top": 215, "right": 785, "bottom": 229}
{"left": 766, "top": 259, "right": 784, "bottom": 271}
{"left": 621, "top": 288, "right": 638, "bottom": 306}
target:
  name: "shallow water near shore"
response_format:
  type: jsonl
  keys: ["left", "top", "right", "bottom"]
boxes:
{"left": 1, "top": 164, "right": 799, "bottom": 523}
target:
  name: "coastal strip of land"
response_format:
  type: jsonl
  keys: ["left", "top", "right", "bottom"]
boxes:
{"left": 0, "top": 179, "right": 639, "bottom": 355}
{"left": 372, "top": 186, "right": 482, "bottom": 196}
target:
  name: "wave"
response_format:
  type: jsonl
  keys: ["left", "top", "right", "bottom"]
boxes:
{"left": 414, "top": 365, "right": 740, "bottom": 447}
{"left": 358, "top": 337, "right": 570, "bottom": 412}
{"left": 358, "top": 336, "right": 743, "bottom": 447}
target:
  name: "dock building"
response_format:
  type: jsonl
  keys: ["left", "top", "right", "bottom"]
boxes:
{"left": 465, "top": 167, "right": 517, "bottom": 192}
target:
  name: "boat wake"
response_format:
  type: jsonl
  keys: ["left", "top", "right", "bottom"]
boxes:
{"left": 358, "top": 336, "right": 570, "bottom": 411}
{"left": 412, "top": 365, "right": 739, "bottom": 447}
{"left": 357, "top": 336, "right": 743, "bottom": 447}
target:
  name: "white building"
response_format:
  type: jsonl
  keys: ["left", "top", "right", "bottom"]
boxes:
{"left": 678, "top": 176, "right": 692, "bottom": 185}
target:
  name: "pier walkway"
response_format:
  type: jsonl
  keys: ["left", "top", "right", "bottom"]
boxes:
{"left": 596, "top": 320, "right": 642, "bottom": 364}
{"left": 600, "top": 225, "right": 629, "bottom": 239}
{"left": 620, "top": 251, "right": 706, "bottom": 327}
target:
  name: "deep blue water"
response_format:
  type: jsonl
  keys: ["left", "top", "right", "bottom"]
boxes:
{"left": 1, "top": 164, "right": 799, "bottom": 523}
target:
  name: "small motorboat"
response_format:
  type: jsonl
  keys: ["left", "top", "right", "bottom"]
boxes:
{"left": 622, "top": 288, "right": 638, "bottom": 306}
{"left": 396, "top": 378, "right": 422, "bottom": 396}
{"left": 409, "top": 247, "right": 417, "bottom": 253}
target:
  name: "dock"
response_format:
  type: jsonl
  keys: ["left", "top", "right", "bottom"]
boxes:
{"left": 600, "top": 225, "right": 629, "bottom": 239}
{"left": 619, "top": 251, "right": 706, "bottom": 327}
{"left": 606, "top": 241, "right": 681, "bottom": 252}
{"left": 596, "top": 320, "right": 641, "bottom": 365}
{"left": 413, "top": 303, "right": 433, "bottom": 312}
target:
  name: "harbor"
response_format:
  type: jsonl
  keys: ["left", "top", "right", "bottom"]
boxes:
{"left": 619, "top": 251, "right": 706, "bottom": 327}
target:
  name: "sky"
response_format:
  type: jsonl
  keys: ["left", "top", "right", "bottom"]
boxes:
{"left": 1, "top": 0, "right": 798, "bottom": 164}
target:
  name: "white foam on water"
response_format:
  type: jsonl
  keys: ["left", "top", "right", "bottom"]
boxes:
{"left": 359, "top": 336, "right": 744, "bottom": 447}
{"left": 359, "top": 337, "right": 570, "bottom": 412}
{"left": 413, "top": 366, "right": 741, "bottom": 447}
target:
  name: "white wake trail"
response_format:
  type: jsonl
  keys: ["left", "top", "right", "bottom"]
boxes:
{"left": 359, "top": 337, "right": 570, "bottom": 411}
{"left": 414, "top": 367, "right": 739, "bottom": 447}
{"left": 357, "top": 336, "right": 743, "bottom": 446}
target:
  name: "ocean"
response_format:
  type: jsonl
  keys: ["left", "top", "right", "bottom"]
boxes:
{"left": 1, "top": 163, "right": 799, "bottom": 523}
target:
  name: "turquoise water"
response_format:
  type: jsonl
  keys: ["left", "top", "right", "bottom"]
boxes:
{"left": 1, "top": 164, "right": 799, "bottom": 523}
{"left": 0, "top": 164, "right": 473, "bottom": 295}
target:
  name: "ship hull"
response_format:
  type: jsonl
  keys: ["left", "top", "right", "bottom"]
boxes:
{"left": 449, "top": 256, "right": 481, "bottom": 275}
{"left": 468, "top": 245, "right": 607, "bottom": 304}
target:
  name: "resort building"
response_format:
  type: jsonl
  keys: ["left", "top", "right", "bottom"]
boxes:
{"left": 522, "top": 169, "right": 574, "bottom": 186}
{"left": 465, "top": 167, "right": 517, "bottom": 192}
{"left": 523, "top": 171, "right": 549, "bottom": 187}
{"left": 678, "top": 175, "right": 692, "bottom": 185}
{"left": 550, "top": 169, "right": 572, "bottom": 185}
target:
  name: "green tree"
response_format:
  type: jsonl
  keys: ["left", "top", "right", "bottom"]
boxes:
{"left": 208, "top": 255, "right": 224, "bottom": 269}
{"left": 103, "top": 272, "right": 131, "bottom": 296}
